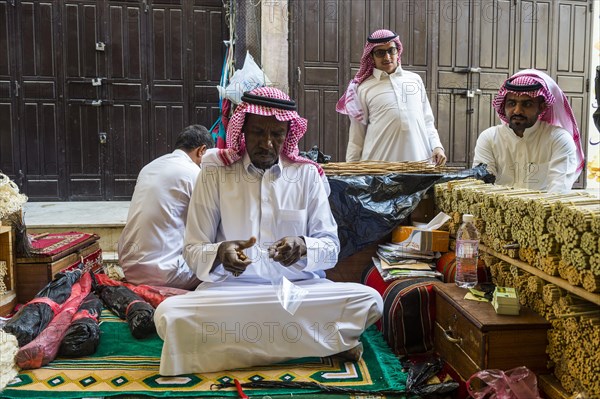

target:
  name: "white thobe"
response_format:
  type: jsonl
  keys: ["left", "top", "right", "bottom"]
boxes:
{"left": 118, "top": 149, "right": 201, "bottom": 290}
{"left": 346, "top": 67, "right": 444, "bottom": 162}
{"left": 473, "top": 121, "right": 580, "bottom": 193}
{"left": 154, "top": 154, "right": 383, "bottom": 375}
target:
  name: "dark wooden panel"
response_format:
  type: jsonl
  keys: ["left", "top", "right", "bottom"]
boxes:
{"left": 323, "top": 1, "right": 339, "bottom": 64}
{"left": 571, "top": 4, "right": 588, "bottom": 73}
{"left": 64, "top": 2, "right": 100, "bottom": 78}
{"left": 304, "top": 67, "right": 338, "bottom": 86}
{"left": 151, "top": 105, "right": 184, "bottom": 156}
{"left": 108, "top": 4, "right": 142, "bottom": 79}
{"left": 534, "top": 2, "right": 551, "bottom": 71}
{"left": 191, "top": 7, "right": 224, "bottom": 82}
{"left": 151, "top": 7, "right": 184, "bottom": 80}
{"left": 0, "top": 102, "right": 16, "bottom": 174}
{"left": 437, "top": 0, "right": 454, "bottom": 68}
{"left": 0, "top": 2, "right": 10, "bottom": 76}
{"left": 22, "top": 81, "right": 56, "bottom": 99}
{"left": 110, "top": 104, "right": 144, "bottom": 176}
{"left": 300, "top": 89, "right": 320, "bottom": 153}
{"left": 392, "top": 1, "right": 429, "bottom": 67}
{"left": 21, "top": 102, "right": 60, "bottom": 199}
{"left": 557, "top": 4, "right": 572, "bottom": 73}
{"left": 321, "top": 89, "right": 341, "bottom": 161}
{"left": 65, "top": 103, "right": 102, "bottom": 184}
{"left": 556, "top": 75, "right": 585, "bottom": 93}
{"left": 152, "top": 84, "right": 183, "bottom": 101}
{"left": 20, "top": 2, "right": 56, "bottom": 77}
{"left": 112, "top": 83, "right": 142, "bottom": 100}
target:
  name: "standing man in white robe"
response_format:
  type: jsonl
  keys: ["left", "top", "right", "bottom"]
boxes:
{"left": 118, "top": 125, "right": 214, "bottom": 290}
{"left": 337, "top": 29, "right": 446, "bottom": 165}
{"left": 154, "top": 87, "right": 383, "bottom": 375}
{"left": 473, "top": 69, "right": 584, "bottom": 193}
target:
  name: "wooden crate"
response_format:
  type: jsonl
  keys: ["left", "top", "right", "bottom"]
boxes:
{"left": 16, "top": 239, "right": 102, "bottom": 304}
{"left": 0, "top": 225, "right": 17, "bottom": 316}
{"left": 434, "top": 283, "right": 551, "bottom": 382}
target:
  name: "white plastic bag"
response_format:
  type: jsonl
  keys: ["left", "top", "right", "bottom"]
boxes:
{"left": 253, "top": 247, "right": 308, "bottom": 315}
{"left": 217, "top": 52, "right": 271, "bottom": 104}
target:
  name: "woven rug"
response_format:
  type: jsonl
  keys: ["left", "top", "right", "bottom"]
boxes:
{"left": 1, "top": 311, "right": 407, "bottom": 398}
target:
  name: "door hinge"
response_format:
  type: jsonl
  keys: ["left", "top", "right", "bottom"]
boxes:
{"left": 590, "top": 0, "right": 593, "bottom": 13}
{"left": 143, "top": 0, "right": 149, "bottom": 13}
{"left": 8, "top": 0, "right": 16, "bottom": 6}
{"left": 586, "top": 78, "right": 590, "bottom": 93}
{"left": 14, "top": 81, "right": 20, "bottom": 97}
{"left": 145, "top": 85, "right": 151, "bottom": 101}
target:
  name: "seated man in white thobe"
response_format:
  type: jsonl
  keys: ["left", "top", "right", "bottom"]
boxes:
{"left": 154, "top": 87, "right": 383, "bottom": 375}
{"left": 473, "top": 69, "right": 584, "bottom": 193}
{"left": 337, "top": 29, "right": 446, "bottom": 166}
{"left": 118, "top": 125, "right": 214, "bottom": 290}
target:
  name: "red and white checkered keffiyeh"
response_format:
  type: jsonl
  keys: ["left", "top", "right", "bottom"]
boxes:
{"left": 336, "top": 29, "right": 403, "bottom": 124}
{"left": 214, "top": 86, "right": 324, "bottom": 176}
{"left": 493, "top": 69, "right": 585, "bottom": 173}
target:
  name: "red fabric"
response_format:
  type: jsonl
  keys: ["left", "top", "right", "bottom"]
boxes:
{"left": 436, "top": 252, "right": 490, "bottom": 284}
{"left": 29, "top": 232, "right": 96, "bottom": 256}
{"left": 362, "top": 264, "right": 439, "bottom": 355}
{"left": 15, "top": 272, "right": 92, "bottom": 369}
{"left": 71, "top": 308, "right": 97, "bottom": 322}
{"left": 94, "top": 273, "right": 188, "bottom": 308}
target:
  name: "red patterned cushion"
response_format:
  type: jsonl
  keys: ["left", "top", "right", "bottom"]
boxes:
{"left": 436, "top": 252, "right": 490, "bottom": 283}
{"left": 362, "top": 265, "right": 440, "bottom": 356}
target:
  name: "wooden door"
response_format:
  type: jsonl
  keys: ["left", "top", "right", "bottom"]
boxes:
{"left": 0, "top": 1, "right": 19, "bottom": 181}
{"left": 1, "top": 0, "right": 226, "bottom": 200}
{"left": 15, "top": 1, "right": 65, "bottom": 199}
{"left": 105, "top": 1, "right": 148, "bottom": 200}
{"left": 63, "top": 0, "right": 106, "bottom": 199}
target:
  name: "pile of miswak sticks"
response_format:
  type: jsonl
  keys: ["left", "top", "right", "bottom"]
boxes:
{"left": 321, "top": 161, "right": 461, "bottom": 175}
{"left": 487, "top": 256, "right": 600, "bottom": 396}
{"left": 437, "top": 180, "right": 600, "bottom": 396}
{"left": 434, "top": 179, "right": 600, "bottom": 293}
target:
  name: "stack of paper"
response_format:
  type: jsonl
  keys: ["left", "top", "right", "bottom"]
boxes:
{"left": 492, "top": 287, "right": 520, "bottom": 315}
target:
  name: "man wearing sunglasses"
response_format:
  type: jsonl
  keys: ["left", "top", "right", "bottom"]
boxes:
{"left": 337, "top": 29, "right": 446, "bottom": 166}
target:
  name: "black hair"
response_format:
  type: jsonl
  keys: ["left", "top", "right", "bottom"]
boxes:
{"left": 174, "top": 125, "right": 214, "bottom": 151}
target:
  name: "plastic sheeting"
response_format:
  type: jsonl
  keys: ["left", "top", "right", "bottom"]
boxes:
{"left": 328, "top": 165, "right": 492, "bottom": 259}
{"left": 58, "top": 292, "right": 103, "bottom": 357}
{"left": 97, "top": 285, "right": 156, "bottom": 339}
{"left": 3, "top": 268, "right": 83, "bottom": 347}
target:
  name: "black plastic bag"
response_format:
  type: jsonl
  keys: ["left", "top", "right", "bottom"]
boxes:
{"left": 97, "top": 285, "right": 156, "bottom": 339}
{"left": 58, "top": 292, "right": 103, "bottom": 357}
{"left": 405, "top": 356, "right": 459, "bottom": 396}
{"left": 328, "top": 165, "right": 492, "bottom": 259}
{"left": 3, "top": 268, "right": 83, "bottom": 347}
{"left": 299, "top": 145, "right": 331, "bottom": 163}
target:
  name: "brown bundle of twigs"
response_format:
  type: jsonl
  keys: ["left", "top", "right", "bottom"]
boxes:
{"left": 321, "top": 160, "right": 461, "bottom": 175}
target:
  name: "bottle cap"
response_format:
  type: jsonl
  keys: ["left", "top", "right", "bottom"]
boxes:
{"left": 463, "top": 214, "right": 474, "bottom": 222}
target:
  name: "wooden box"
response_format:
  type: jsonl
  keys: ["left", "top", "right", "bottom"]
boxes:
{"left": 434, "top": 283, "right": 550, "bottom": 382}
{"left": 0, "top": 225, "right": 17, "bottom": 316}
{"left": 16, "top": 233, "right": 102, "bottom": 303}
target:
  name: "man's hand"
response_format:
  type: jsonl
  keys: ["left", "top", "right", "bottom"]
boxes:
{"left": 217, "top": 236, "right": 256, "bottom": 277}
{"left": 432, "top": 147, "right": 447, "bottom": 166}
{"left": 268, "top": 236, "right": 307, "bottom": 267}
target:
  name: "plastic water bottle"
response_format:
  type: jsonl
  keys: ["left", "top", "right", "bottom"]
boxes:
{"left": 455, "top": 214, "right": 479, "bottom": 288}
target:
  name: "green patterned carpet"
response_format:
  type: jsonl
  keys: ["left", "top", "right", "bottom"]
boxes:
{"left": 1, "top": 311, "right": 408, "bottom": 398}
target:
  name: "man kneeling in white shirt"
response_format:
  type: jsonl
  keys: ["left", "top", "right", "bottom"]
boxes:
{"left": 118, "top": 124, "right": 214, "bottom": 290}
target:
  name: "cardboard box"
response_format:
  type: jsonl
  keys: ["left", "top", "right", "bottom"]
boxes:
{"left": 391, "top": 226, "right": 449, "bottom": 252}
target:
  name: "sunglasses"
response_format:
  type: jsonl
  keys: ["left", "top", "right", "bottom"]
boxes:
{"left": 372, "top": 47, "right": 398, "bottom": 58}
